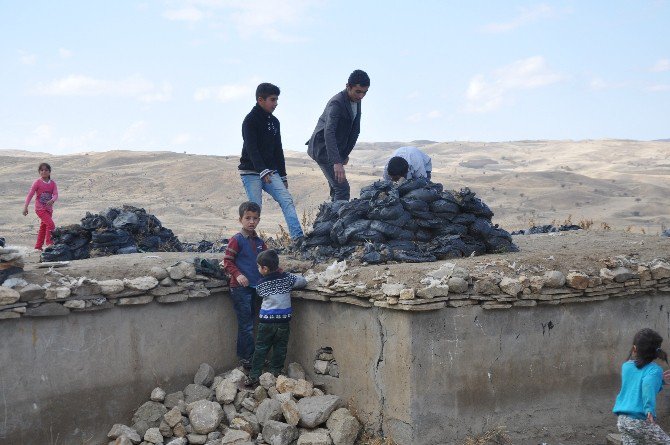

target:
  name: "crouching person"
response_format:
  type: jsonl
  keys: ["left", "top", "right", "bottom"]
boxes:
{"left": 244, "top": 249, "right": 307, "bottom": 387}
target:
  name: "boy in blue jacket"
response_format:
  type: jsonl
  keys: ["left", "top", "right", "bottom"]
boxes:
{"left": 244, "top": 249, "right": 307, "bottom": 387}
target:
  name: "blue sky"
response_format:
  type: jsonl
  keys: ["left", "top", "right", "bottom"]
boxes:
{"left": 1, "top": 1, "right": 668, "bottom": 155}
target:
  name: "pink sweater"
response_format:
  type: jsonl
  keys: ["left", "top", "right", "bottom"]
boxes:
{"left": 25, "top": 179, "right": 58, "bottom": 211}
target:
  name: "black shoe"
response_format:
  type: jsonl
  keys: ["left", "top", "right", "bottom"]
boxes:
{"left": 239, "top": 358, "right": 252, "bottom": 370}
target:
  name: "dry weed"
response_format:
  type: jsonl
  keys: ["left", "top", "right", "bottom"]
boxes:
{"left": 600, "top": 222, "right": 611, "bottom": 231}
{"left": 579, "top": 219, "right": 594, "bottom": 230}
{"left": 462, "top": 426, "right": 512, "bottom": 445}
{"left": 356, "top": 432, "right": 397, "bottom": 445}
{"left": 563, "top": 214, "right": 573, "bottom": 226}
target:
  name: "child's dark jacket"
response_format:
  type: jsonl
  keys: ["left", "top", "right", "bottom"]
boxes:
{"left": 239, "top": 104, "right": 287, "bottom": 179}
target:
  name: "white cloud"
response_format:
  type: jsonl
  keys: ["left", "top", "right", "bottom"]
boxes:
{"left": 171, "top": 133, "right": 191, "bottom": 145}
{"left": 122, "top": 121, "right": 149, "bottom": 144}
{"left": 647, "top": 84, "right": 670, "bottom": 92}
{"left": 406, "top": 110, "right": 442, "bottom": 123}
{"left": 25, "top": 124, "right": 53, "bottom": 147}
{"left": 194, "top": 78, "right": 258, "bottom": 102}
{"left": 480, "top": 4, "right": 560, "bottom": 33}
{"left": 59, "top": 48, "right": 73, "bottom": 59}
{"left": 33, "top": 75, "right": 172, "bottom": 101}
{"left": 590, "top": 77, "right": 626, "bottom": 90}
{"left": 650, "top": 58, "right": 670, "bottom": 72}
{"left": 56, "top": 130, "right": 99, "bottom": 150}
{"left": 19, "top": 50, "right": 37, "bottom": 65}
{"left": 465, "top": 56, "right": 564, "bottom": 113}
{"left": 162, "top": 0, "right": 319, "bottom": 42}
{"left": 163, "top": 6, "right": 205, "bottom": 22}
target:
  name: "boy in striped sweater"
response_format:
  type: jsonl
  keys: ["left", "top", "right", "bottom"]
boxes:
{"left": 244, "top": 249, "right": 307, "bottom": 387}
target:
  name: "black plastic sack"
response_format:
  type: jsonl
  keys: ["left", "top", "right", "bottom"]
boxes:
{"left": 370, "top": 220, "right": 414, "bottom": 240}
{"left": 350, "top": 229, "right": 386, "bottom": 243}
{"left": 391, "top": 249, "right": 436, "bottom": 263}
{"left": 415, "top": 217, "right": 444, "bottom": 229}
{"left": 304, "top": 234, "right": 333, "bottom": 248}
{"left": 92, "top": 229, "right": 133, "bottom": 247}
{"left": 194, "top": 258, "right": 227, "bottom": 280}
{"left": 41, "top": 244, "right": 73, "bottom": 262}
{"left": 0, "top": 237, "right": 4, "bottom": 247}
{"left": 112, "top": 211, "right": 140, "bottom": 232}
{"left": 469, "top": 218, "right": 495, "bottom": 238}
{"left": 430, "top": 199, "right": 460, "bottom": 215}
{"left": 117, "top": 245, "right": 139, "bottom": 254}
{"left": 310, "top": 221, "right": 335, "bottom": 237}
{"left": 400, "top": 197, "right": 429, "bottom": 213}
{"left": 435, "top": 224, "right": 468, "bottom": 236}
{"left": 452, "top": 213, "right": 476, "bottom": 225}
{"left": 337, "top": 199, "right": 371, "bottom": 226}
{"left": 396, "top": 177, "right": 429, "bottom": 196}
{"left": 336, "top": 219, "right": 371, "bottom": 245}
{"left": 368, "top": 203, "right": 405, "bottom": 221}
{"left": 403, "top": 187, "right": 441, "bottom": 203}
{"left": 456, "top": 188, "right": 494, "bottom": 218}
{"left": 415, "top": 229, "right": 433, "bottom": 242}
{"left": 138, "top": 235, "right": 162, "bottom": 251}
{"left": 386, "top": 239, "right": 417, "bottom": 251}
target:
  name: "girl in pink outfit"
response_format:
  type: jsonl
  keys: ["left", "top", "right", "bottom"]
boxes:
{"left": 23, "top": 163, "right": 58, "bottom": 250}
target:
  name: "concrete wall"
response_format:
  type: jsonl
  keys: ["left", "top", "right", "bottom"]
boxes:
{"left": 0, "top": 295, "right": 237, "bottom": 445}
{"left": 4, "top": 291, "right": 670, "bottom": 445}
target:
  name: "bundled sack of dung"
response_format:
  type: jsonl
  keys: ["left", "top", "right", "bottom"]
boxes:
{"left": 299, "top": 178, "right": 517, "bottom": 264}
{"left": 41, "top": 205, "right": 184, "bottom": 262}
{"left": 0, "top": 244, "right": 24, "bottom": 285}
{"left": 511, "top": 224, "right": 581, "bottom": 235}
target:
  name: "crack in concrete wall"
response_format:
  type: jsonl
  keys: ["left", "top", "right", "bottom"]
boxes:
{"left": 372, "top": 308, "right": 387, "bottom": 436}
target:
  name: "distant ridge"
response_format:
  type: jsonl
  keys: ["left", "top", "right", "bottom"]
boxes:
{"left": 653, "top": 138, "right": 670, "bottom": 142}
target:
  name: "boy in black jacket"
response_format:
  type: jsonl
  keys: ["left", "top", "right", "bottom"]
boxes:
{"left": 239, "top": 83, "right": 304, "bottom": 240}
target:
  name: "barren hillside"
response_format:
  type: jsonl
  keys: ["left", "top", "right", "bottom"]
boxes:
{"left": 1, "top": 139, "right": 668, "bottom": 247}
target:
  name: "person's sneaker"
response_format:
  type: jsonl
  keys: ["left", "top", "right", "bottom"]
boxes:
{"left": 243, "top": 376, "right": 259, "bottom": 388}
{"left": 239, "top": 358, "right": 252, "bottom": 370}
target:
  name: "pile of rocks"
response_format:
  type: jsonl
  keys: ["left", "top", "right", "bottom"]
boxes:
{"left": 299, "top": 179, "right": 517, "bottom": 265}
{"left": 0, "top": 260, "right": 228, "bottom": 319}
{"left": 511, "top": 224, "right": 582, "bottom": 235}
{"left": 106, "top": 362, "right": 361, "bottom": 445}
{"left": 41, "top": 205, "right": 183, "bottom": 262}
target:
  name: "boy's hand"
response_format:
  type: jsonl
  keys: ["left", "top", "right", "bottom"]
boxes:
{"left": 282, "top": 179, "right": 289, "bottom": 189}
{"left": 237, "top": 274, "right": 249, "bottom": 286}
{"left": 262, "top": 175, "right": 272, "bottom": 184}
{"left": 343, "top": 157, "right": 349, "bottom": 166}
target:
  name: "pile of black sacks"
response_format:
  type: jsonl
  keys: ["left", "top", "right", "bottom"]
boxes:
{"left": 299, "top": 178, "right": 517, "bottom": 264}
{"left": 41, "top": 205, "right": 183, "bottom": 262}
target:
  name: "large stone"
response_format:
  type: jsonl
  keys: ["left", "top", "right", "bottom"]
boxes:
{"left": 0, "top": 311, "right": 20, "bottom": 319}
{"left": 164, "top": 407, "right": 182, "bottom": 428}
{"left": 221, "top": 429, "right": 251, "bottom": 444}
{"left": 189, "top": 400, "right": 224, "bottom": 434}
{"left": 416, "top": 285, "right": 448, "bottom": 299}
{"left": 543, "top": 271, "right": 566, "bottom": 288}
{"left": 297, "top": 430, "right": 332, "bottom": 445}
{"left": 225, "top": 368, "right": 247, "bottom": 384}
{"left": 159, "top": 420, "right": 172, "bottom": 438}
{"left": 24, "top": 302, "right": 70, "bottom": 317}
{"left": 132, "top": 401, "right": 168, "bottom": 428}
{"left": 117, "top": 296, "right": 154, "bottom": 305}
{"left": 276, "top": 375, "right": 297, "bottom": 394}
{"left": 0, "top": 287, "right": 20, "bottom": 305}
{"left": 63, "top": 299, "right": 86, "bottom": 309}
{"left": 566, "top": 272, "right": 590, "bottom": 290}
{"left": 499, "top": 277, "right": 522, "bottom": 297}
{"left": 281, "top": 400, "right": 300, "bottom": 426}
{"left": 194, "top": 363, "right": 215, "bottom": 386}
{"left": 287, "top": 363, "right": 306, "bottom": 381}
{"left": 473, "top": 278, "right": 500, "bottom": 295}
{"left": 19, "top": 283, "right": 45, "bottom": 302}
{"left": 124, "top": 276, "right": 159, "bottom": 291}
{"left": 168, "top": 262, "right": 197, "bottom": 280}
{"left": 380, "top": 283, "right": 404, "bottom": 297}
{"left": 149, "top": 266, "right": 169, "bottom": 280}
{"left": 262, "top": 420, "right": 299, "bottom": 445}
{"left": 184, "top": 384, "right": 213, "bottom": 403}
{"left": 398, "top": 288, "right": 415, "bottom": 300}
{"left": 108, "top": 424, "right": 142, "bottom": 444}
{"left": 238, "top": 411, "right": 261, "bottom": 436}
{"left": 216, "top": 378, "right": 238, "bottom": 404}
{"left": 297, "top": 395, "right": 341, "bottom": 428}
{"left": 156, "top": 294, "right": 188, "bottom": 304}
{"left": 99, "top": 279, "right": 126, "bottom": 295}
{"left": 164, "top": 391, "right": 184, "bottom": 409}
{"left": 108, "top": 436, "right": 134, "bottom": 445}
{"left": 143, "top": 427, "right": 163, "bottom": 444}
{"left": 256, "top": 398, "right": 283, "bottom": 426}
{"left": 293, "top": 379, "right": 314, "bottom": 398}
{"left": 651, "top": 262, "right": 670, "bottom": 280}
{"left": 260, "top": 372, "right": 277, "bottom": 389}
{"left": 150, "top": 286, "right": 184, "bottom": 297}
{"left": 231, "top": 416, "right": 256, "bottom": 436}
{"left": 151, "top": 387, "right": 166, "bottom": 402}
{"left": 326, "top": 408, "right": 361, "bottom": 445}
{"left": 165, "top": 438, "right": 187, "bottom": 445}
{"left": 45, "top": 286, "right": 71, "bottom": 300}
{"left": 222, "top": 402, "right": 238, "bottom": 424}
{"left": 187, "top": 433, "right": 207, "bottom": 444}
{"left": 72, "top": 279, "right": 102, "bottom": 296}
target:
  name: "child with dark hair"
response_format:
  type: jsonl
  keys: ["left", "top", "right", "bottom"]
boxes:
{"left": 613, "top": 328, "right": 670, "bottom": 444}
{"left": 244, "top": 249, "right": 306, "bottom": 387}
{"left": 222, "top": 201, "right": 267, "bottom": 369}
{"left": 238, "top": 82, "right": 304, "bottom": 241}
{"left": 23, "top": 162, "right": 58, "bottom": 250}
{"left": 383, "top": 146, "right": 432, "bottom": 182}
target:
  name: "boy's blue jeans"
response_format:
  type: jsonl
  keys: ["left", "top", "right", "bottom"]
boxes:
{"left": 230, "top": 286, "right": 261, "bottom": 361}
{"left": 240, "top": 172, "right": 304, "bottom": 239}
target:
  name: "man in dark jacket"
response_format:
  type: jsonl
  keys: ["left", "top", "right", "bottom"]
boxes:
{"left": 239, "top": 83, "right": 303, "bottom": 240}
{"left": 307, "top": 70, "right": 370, "bottom": 201}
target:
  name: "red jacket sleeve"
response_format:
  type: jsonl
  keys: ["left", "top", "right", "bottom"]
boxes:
{"left": 222, "top": 236, "right": 242, "bottom": 283}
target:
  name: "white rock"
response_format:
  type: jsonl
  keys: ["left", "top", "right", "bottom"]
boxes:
{"left": 45, "top": 286, "right": 71, "bottom": 300}
{"left": 99, "top": 279, "right": 126, "bottom": 295}
{"left": 151, "top": 387, "right": 166, "bottom": 402}
{"left": 381, "top": 283, "right": 404, "bottom": 297}
{"left": 63, "top": 299, "right": 86, "bottom": 309}
{"left": 124, "top": 276, "right": 159, "bottom": 291}
{"left": 499, "top": 277, "right": 522, "bottom": 297}
{"left": 0, "top": 287, "right": 20, "bottom": 305}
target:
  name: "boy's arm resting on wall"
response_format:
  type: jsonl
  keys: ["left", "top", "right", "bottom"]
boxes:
{"left": 221, "top": 236, "right": 242, "bottom": 283}
{"left": 291, "top": 274, "right": 308, "bottom": 289}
